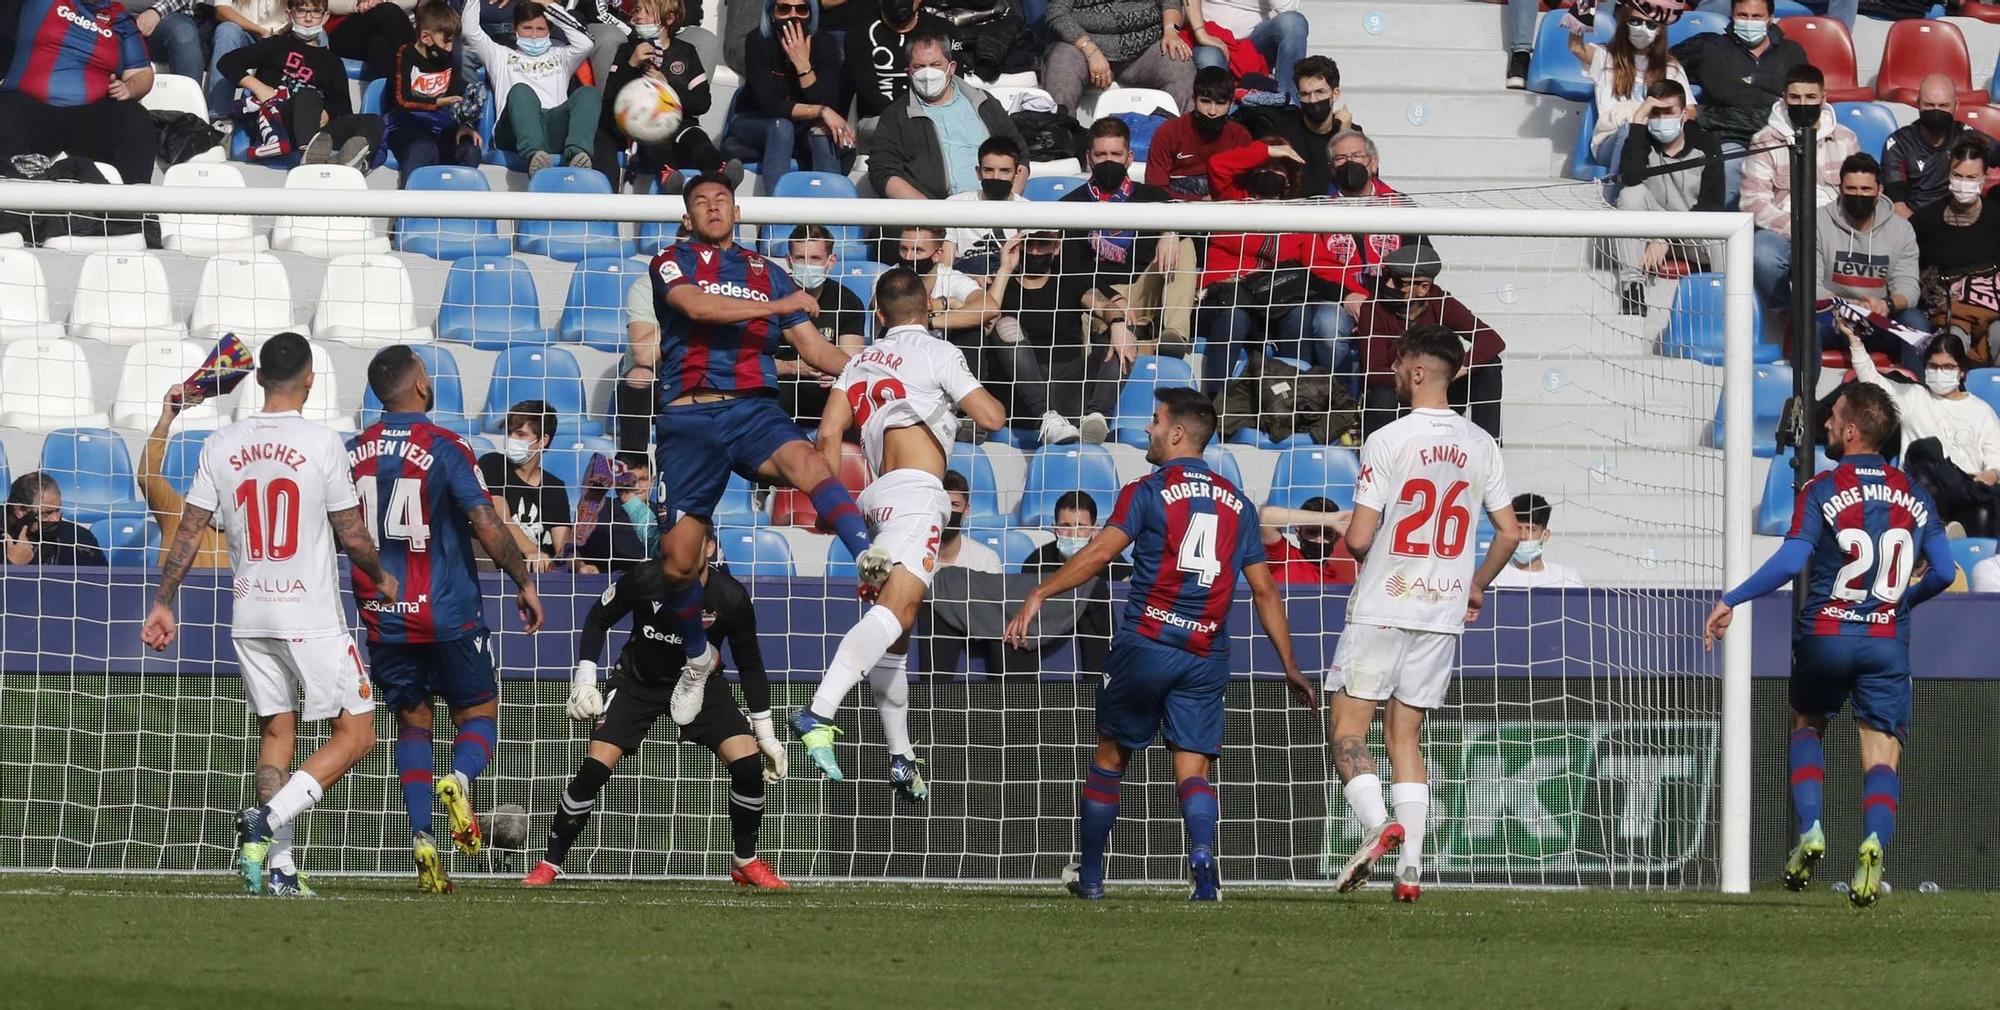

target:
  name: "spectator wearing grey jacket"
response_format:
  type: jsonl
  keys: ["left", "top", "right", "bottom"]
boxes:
{"left": 1818, "top": 153, "right": 1927, "bottom": 363}
{"left": 867, "top": 26, "right": 1025, "bottom": 200}
{"left": 1613, "top": 80, "right": 1723, "bottom": 317}
{"left": 1041, "top": 0, "right": 1192, "bottom": 115}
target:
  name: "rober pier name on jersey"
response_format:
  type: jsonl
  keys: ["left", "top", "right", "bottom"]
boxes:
{"left": 347, "top": 431, "right": 437, "bottom": 472}
{"left": 1159, "top": 472, "right": 1246, "bottom": 513}
{"left": 1819, "top": 481, "right": 1932, "bottom": 528}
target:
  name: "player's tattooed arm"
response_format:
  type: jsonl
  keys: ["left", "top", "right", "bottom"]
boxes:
{"left": 469, "top": 503, "right": 534, "bottom": 588}
{"left": 256, "top": 763, "right": 285, "bottom": 804}
{"left": 327, "top": 506, "right": 397, "bottom": 600}
{"left": 151, "top": 503, "right": 214, "bottom": 608}
{"left": 1333, "top": 735, "right": 1378, "bottom": 781}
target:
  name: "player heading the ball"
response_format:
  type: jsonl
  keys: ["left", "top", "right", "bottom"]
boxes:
{"left": 1007, "top": 388, "right": 1316, "bottom": 901}
{"left": 1327, "top": 324, "right": 1519, "bottom": 903}
{"left": 142, "top": 332, "right": 400, "bottom": 897}
{"left": 1705, "top": 380, "right": 1955, "bottom": 908}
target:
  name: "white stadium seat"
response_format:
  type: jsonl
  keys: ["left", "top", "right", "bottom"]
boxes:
{"left": 312, "top": 253, "right": 434, "bottom": 347}
{"left": 67, "top": 251, "right": 188, "bottom": 345}
{"left": 160, "top": 163, "right": 269, "bottom": 256}
{"left": 138, "top": 73, "right": 208, "bottom": 119}
{"left": 0, "top": 249, "right": 70, "bottom": 344}
{"left": 189, "top": 253, "right": 304, "bottom": 339}
{"left": 272, "top": 165, "right": 391, "bottom": 258}
{"left": 0, "top": 337, "right": 109, "bottom": 432}
{"left": 232, "top": 336, "right": 351, "bottom": 431}
{"left": 40, "top": 162, "right": 149, "bottom": 252}
{"left": 110, "top": 339, "right": 223, "bottom": 431}
{"left": 1078, "top": 86, "right": 1179, "bottom": 124}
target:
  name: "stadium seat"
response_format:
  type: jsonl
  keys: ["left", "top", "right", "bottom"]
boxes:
{"left": 1757, "top": 447, "right": 1835, "bottom": 535}
{"left": 313, "top": 254, "right": 436, "bottom": 347}
{"left": 1875, "top": 20, "right": 1987, "bottom": 106}
{"left": 950, "top": 443, "right": 1004, "bottom": 525}
{"left": 228, "top": 121, "right": 300, "bottom": 169}
{"left": 188, "top": 253, "right": 303, "bottom": 339}
{"left": 998, "top": 530, "right": 1041, "bottom": 573}
{"left": 109, "top": 339, "right": 222, "bottom": 431}
{"left": 233, "top": 337, "right": 353, "bottom": 430}
{"left": 93, "top": 515, "right": 160, "bottom": 567}
{"left": 1526, "top": 8, "right": 1612, "bottom": 101}
{"left": 1227, "top": 428, "right": 1315, "bottom": 450}
{"left": 0, "top": 248, "right": 68, "bottom": 343}
{"left": 1110, "top": 112, "right": 1167, "bottom": 162}
{"left": 272, "top": 165, "right": 392, "bottom": 258}
{"left": 438, "top": 255, "right": 554, "bottom": 349}
{"left": 771, "top": 444, "right": 870, "bottom": 527}
{"left": 1958, "top": 105, "right": 2000, "bottom": 143}
{"left": 1966, "top": 367, "right": 2000, "bottom": 416}
{"left": 482, "top": 345, "right": 601, "bottom": 436}
{"left": 1080, "top": 86, "right": 1179, "bottom": 122}
{"left": 1667, "top": 9, "right": 1725, "bottom": 46}
{"left": 1662, "top": 273, "right": 1776, "bottom": 365}
{"left": 0, "top": 444, "right": 10, "bottom": 496}
{"left": 1778, "top": 17, "right": 1871, "bottom": 103}
{"left": 539, "top": 434, "right": 619, "bottom": 511}
{"left": 1962, "top": 0, "right": 2000, "bottom": 22}
{"left": 1950, "top": 537, "right": 1996, "bottom": 582}
{"left": 39, "top": 428, "right": 143, "bottom": 524}
{"left": 360, "top": 343, "right": 475, "bottom": 434}
{"left": 514, "top": 168, "right": 632, "bottom": 262}
{"left": 1267, "top": 445, "right": 1362, "bottom": 511}
{"left": 1112, "top": 355, "right": 1196, "bottom": 447}
{"left": 1201, "top": 446, "right": 1244, "bottom": 492}
{"left": 717, "top": 527, "right": 796, "bottom": 578}
{"left": 137, "top": 72, "right": 209, "bottom": 122}
{"left": 837, "top": 261, "right": 890, "bottom": 304}
{"left": 559, "top": 255, "right": 650, "bottom": 351}
{"left": 1016, "top": 445, "right": 1121, "bottom": 527}
{"left": 1834, "top": 102, "right": 1900, "bottom": 162}
{"left": 1024, "top": 176, "right": 1085, "bottom": 201}
{"left": 713, "top": 472, "right": 764, "bottom": 526}
{"left": 159, "top": 429, "right": 210, "bottom": 495}
{"left": 159, "top": 163, "right": 268, "bottom": 255}
{"left": 0, "top": 338, "right": 108, "bottom": 432}
{"left": 68, "top": 251, "right": 187, "bottom": 345}
{"left": 1569, "top": 101, "right": 1611, "bottom": 182}
{"left": 1709, "top": 361, "right": 1792, "bottom": 458}
{"left": 396, "top": 166, "right": 510, "bottom": 261}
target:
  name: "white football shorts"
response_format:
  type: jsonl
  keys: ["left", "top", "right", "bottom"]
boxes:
{"left": 235, "top": 634, "right": 376, "bottom": 721}
{"left": 1326, "top": 623, "right": 1460, "bottom": 710}
{"left": 857, "top": 469, "right": 951, "bottom": 589}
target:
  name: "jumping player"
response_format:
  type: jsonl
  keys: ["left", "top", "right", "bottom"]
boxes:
{"left": 645, "top": 172, "right": 891, "bottom": 729}
{"left": 524, "top": 529, "right": 791, "bottom": 889}
{"left": 1328, "top": 325, "right": 1518, "bottom": 902}
{"left": 350, "top": 345, "right": 546, "bottom": 894}
{"left": 142, "top": 332, "right": 399, "bottom": 896}
{"left": 1705, "top": 381, "right": 1954, "bottom": 907}
{"left": 791, "top": 267, "right": 1007, "bottom": 797}
{"left": 1005, "top": 388, "right": 1316, "bottom": 901}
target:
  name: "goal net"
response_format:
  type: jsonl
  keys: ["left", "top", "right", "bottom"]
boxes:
{"left": 0, "top": 179, "right": 1757, "bottom": 889}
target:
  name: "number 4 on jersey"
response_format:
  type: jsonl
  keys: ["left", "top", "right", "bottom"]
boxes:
{"left": 1177, "top": 512, "right": 1222, "bottom": 587}
{"left": 359, "top": 477, "right": 430, "bottom": 552}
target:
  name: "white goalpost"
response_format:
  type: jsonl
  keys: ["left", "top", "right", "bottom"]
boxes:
{"left": 0, "top": 180, "right": 1758, "bottom": 892}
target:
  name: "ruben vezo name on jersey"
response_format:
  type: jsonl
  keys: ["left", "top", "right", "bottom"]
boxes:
{"left": 1819, "top": 481, "right": 1932, "bottom": 528}
{"left": 1160, "top": 473, "right": 1244, "bottom": 513}
{"left": 229, "top": 443, "right": 310, "bottom": 473}
{"left": 349, "top": 434, "right": 437, "bottom": 472}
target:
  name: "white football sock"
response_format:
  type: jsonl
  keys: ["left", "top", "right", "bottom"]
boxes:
{"left": 269, "top": 819, "right": 297, "bottom": 872}
{"left": 869, "top": 652, "right": 913, "bottom": 759}
{"left": 1342, "top": 773, "right": 1389, "bottom": 832}
{"left": 1391, "top": 781, "right": 1430, "bottom": 874}
{"left": 265, "top": 770, "right": 324, "bottom": 829}
{"left": 810, "top": 605, "right": 902, "bottom": 720}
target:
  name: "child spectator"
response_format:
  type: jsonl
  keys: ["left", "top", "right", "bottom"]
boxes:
{"left": 460, "top": 0, "right": 596, "bottom": 175}
{"left": 386, "top": 0, "right": 481, "bottom": 185}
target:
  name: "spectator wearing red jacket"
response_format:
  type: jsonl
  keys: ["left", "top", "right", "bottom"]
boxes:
{"left": 1349, "top": 243, "right": 1506, "bottom": 439}
{"left": 1262, "top": 496, "right": 1356, "bottom": 584}
{"left": 1144, "top": 65, "right": 1250, "bottom": 201}
{"left": 1305, "top": 128, "right": 1423, "bottom": 381}
{"left": 1197, "top": 135, "right": 1319, "bottom": 392}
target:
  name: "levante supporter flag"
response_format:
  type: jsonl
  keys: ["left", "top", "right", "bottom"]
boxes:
{"left": 181, "top": 332, "right": 255, "bottom": 406}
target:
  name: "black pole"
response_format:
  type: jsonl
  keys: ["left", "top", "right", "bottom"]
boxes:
{"left": 1790, "top": 113, "right": 1819, "bottom": 609}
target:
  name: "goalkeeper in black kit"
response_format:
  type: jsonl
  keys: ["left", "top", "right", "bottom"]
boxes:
{"left": 522, "top": 534, "right": 792, "bottom": 889}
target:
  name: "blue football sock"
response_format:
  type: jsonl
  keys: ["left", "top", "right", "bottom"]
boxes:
{"left": 808, "top": 478, "right": 871, "bottom": 558}
{"left": 395, "top": 727, "right": 434, "bottom": 837}
{"left": 1077, "top": 765, "right": 1123, "bottom": 885}
{"left": 1788, "top": 726, "right": 1824, "bottom": 831}
{"left": 1862, "top": 764, "right": 1899, "bottom": 848}
{"left": 451, "top": 716, "right": 495, "bottom": 782}
{"left": 1177, "top": 776, "right": 1218, "bottom": 856}
{"left": 663, "top": 572, "right": 708, "bottom": 665}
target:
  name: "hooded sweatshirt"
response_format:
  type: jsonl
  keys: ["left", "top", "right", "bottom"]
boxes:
{"left": 1740, "top": 101, "right": 1860, "bottom": 238}
{"left": 458, "top": 0, "right": 591, "bottom": 117}
{"left": 1816, "top": 193, "right": 1920, "bottom": 310}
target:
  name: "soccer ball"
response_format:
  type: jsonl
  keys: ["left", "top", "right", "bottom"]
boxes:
{"left": 614, "top": 77, "right": 684, "bottom": 144}
{"left": 483, "top": 803, "right": 530, "bottom": 850}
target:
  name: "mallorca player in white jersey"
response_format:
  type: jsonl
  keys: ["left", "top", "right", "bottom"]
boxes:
{"left": 789, "top": 267, "right": 1007, "bottom": 799}
{"left": 1326, "top": 325, "right": 1519, "bottom": 902}
{"left": 141, "top": 333, "right": 400, "bottom": 897}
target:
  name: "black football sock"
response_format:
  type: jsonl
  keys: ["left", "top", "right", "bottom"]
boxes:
{"left": 544, "top": 757, "right": 613, "bottom": 867}
{"left": 726, "top": 755, "right": 764, "bottom": 863}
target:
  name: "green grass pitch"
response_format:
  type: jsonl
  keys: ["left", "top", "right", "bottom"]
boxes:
{"left": 2, "top": 875, "right": 1995, "bottom": 1009}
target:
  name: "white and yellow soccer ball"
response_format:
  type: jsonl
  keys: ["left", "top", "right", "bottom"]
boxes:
{"left": 614, "top": 77, "right": 684, "bottom": 144}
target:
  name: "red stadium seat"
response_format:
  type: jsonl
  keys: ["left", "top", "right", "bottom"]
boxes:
{"left": 1959, "top": 106, "right": 2000, "bottom": 143}
{"left": 770, "top": 444, "right": 871, "bottom": 528}
{"left": 1778, "top": 17, "right": 1871, "bottom": 103}
{"left": 1957, "top": 1, "right": 2000, "bottom": 23}
{"left": 1874, "top": 20, "right": 1988, "bottom": 107}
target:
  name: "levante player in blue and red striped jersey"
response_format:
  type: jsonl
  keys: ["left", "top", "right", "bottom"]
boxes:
{"left": 348, "top": 346, "right": 545, "bottom": 893}
{"left": 1006, "top": 388, "right": 1316, "bottom": 901}
{"left": 1706, "top": 381, "right": 1954, "bottom": 908}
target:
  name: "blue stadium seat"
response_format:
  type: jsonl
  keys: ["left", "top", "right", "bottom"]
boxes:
{"left": 713, "top": 472, "right": 764, "bottom": 527}
{"left": 1950, "top": 537, "right": 1997, "bottom": 582}
{"left": 1834, "top": 101, "right": 1899, "bottom": 160}
{"left": 93, "top": 515, "right": 159, "bottom": 567}
{"left": 1966, "top": 367, "right": 2000, "bottom": 416}
{"left": 1773, "top": 0, "right": 1812, "bottom": 15}
{"left": 361, "top": 344, "right": 475, "bottom": 434}
{"left": 482, "top": 346, "right": 601, "bottom": 436}
{"left": 1024, "top": 176, "right": 1085, "bottom": 201}
{"left": 342, "top": 57, "right": 364, "bottom": 79}
{"left": 1569, "top": 101, "right": 1611, "bottom": 183}
{"left": 1202, "top": 446, "right": 1244, "bottom": 492}
{"left": 771, "top": 170, "right": 857, "bottom": 200}
{"left": 1017, "top": 445, "right": 1122, "bottom": 527}
{"left": 514, "top": 168, "right": 632, "bottom": 262}
{"left": 396, "top": 166, "right": 509, "bottom": 260}
{"left": 1267, "top": 445, "right": 1363, "bottom": 511}
{"left": 761, "top": 223, "right": 869, "bottom": 261}
{"left": 0, "top": 443, "right": 9, "bottom": 496}
{"left": 988, "top": 425, "right": 1043, "bottom": 452}
{"left": 1663, "top": 273, "right": 1777, "bottom": 365}
{"left": 1527, "top": 9, "right": 1612, "bottom": 101}
{"left": 1669, "top": 9, "right": 1726, "bottom": 45}
{"left": 1227, "top": 428, "right": 1314, "bottom": 449}
{"left": 717, "top": 527, "right": 796, "bottom": 577}
{"left": 999, "top": 530, "right": 1040, "bottom": 573}
{"left": 1110, "top": 112, "right": 1167, "bottom": 162}
{"left": 160, "top": 430, "right": 211, "bottom": 496}
{"left": 359, "top": 79, "right": 397, "bottom": 170}
{"left": 437, "top": 255, "right": 554, "bottom": 350}
{"left": 229, "top": 123, "right": 300, "bottom": 168}
{"left": 540, "top": 435, "right": 619, "bottom": 511}
{"left": 39, "top": 428, "right": 143, "bottom": 524}
{"left": 1710, "top": 362, "right": 1793, "bottom": 458}
{"left": 560, "top": 255, "right": 650, "bottom": 352}
{"left": 949, "top": 443, "right": 1003, "bottom": 525}
{"left": 1758, "top": 448, "right": 1835, "bottom": 535}
{"left": 1112, "top": 355, "right": 1196, "bottom": 447}
{"left": 837, "top": 260, "right": 890, "bottom": 305}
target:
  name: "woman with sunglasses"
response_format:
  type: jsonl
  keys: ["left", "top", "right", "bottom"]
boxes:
{"left": 1567, "top": 1, "right": 1693, "bottom": 177}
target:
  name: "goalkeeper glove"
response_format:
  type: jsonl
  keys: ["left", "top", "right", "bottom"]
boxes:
{"left": 751, "top": 712, "right": 787, "bottom": 782}
{"left": 566, "top": 660, "right": 605, "bottom": 721}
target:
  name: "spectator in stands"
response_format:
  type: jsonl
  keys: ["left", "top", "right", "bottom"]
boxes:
{"left": 1884, "top": 75, "right": 1992, "bottom": 218}
{"left": 1613, "top": 80, "right": 1723, "bottom": 317}
{"left": 598, "top": 0, "right": 730, "bottom": 191}
{"left": 1817, "top": 153, "right": 1927, "bottom": 360}
{"left": 1745, "top": 65, "right": 1860, "bottom": 317}
{"left": 937, "top": 470, "right": 1002, "bottom": 573}
{"left": 461, "top": 0, "right": 597, "bottom": 175}
{"left": 131, "top": 0, "right": 205, "bottom": 85}
{"left": 1502, "top": 0, "right": 1535, "bottom": 89}
{"left": 1261, "top": 496, "right": 1356, "bottom": 584}
{"left": 1307, "top": 127, "right": 1422, "bottom": 359}
{"left": 1040, "top": 0, "right": 1194, "bottom": 116}
{"left": 1183, "top": 0, "right": 1306, "bottom": 100}
{"left": 942, "top": 135, "right": 1029, "bottom": 277}
{"left": 1696, "top": 0, "right": 1854, "bottom": 29}
{"left": 221, "top": 0, "right": 385, "bottom": 168}
{"left": 897, "top": 224, "right": 999, "bottom": 349}
{"left": 868, "top": 26, "right": 1025, "bottom": 200}
{"left": 846, "top": 0, "right": 955, "bottom": 120}
{"left": 986, "top": 229, "right": 1132, "bottom": 444}
{"left": 329, "top": 0, "right": 417, "bottom": 82}
{"left": 576, "top": 452, "right": 656, "bottom": 574}
{"left": 1060, "top": 116, "right": 1191, "bottom": 349}
{"left": 1234, "top": 55, "right": 1352, "bottom": 198}
{"left": 0, "top": 0, "right": 156, "bottom": 185}
{"left": 1670, "top": 0, "right": 1806, "bottom": 209}
{"left": 1912, "top": 139, "right": 2000, "bottom": 354}
{"left": 726, "top": 0, "right": 850, "bottom": 195}
{"left": 1349, "top": 251, "right": 1506, "bottom": 439}
{"left": 140, "top": 388, "right": 227, "bottom": 569}
{"left": 1145, "top": 65, "right": 1250, "bottom": 201}
{"left": 3, "top": 473, "right": 105, "bottom": 567}
{"left": 478, "top": 400, "right": 572, "bottom": 571}
{"left": 1197, "top": 135, "right": 1321, "bottom": 391}
{"left": 580, "top": 0, "right": 720, "bottom": 89}
{"left": 209, "top": 0, "right": 290, "bottom": 122}
{"left": 620, "top": 273, "right": 662, "bottom": 453}
{"left": 1490, "top": 492, "right": 1585, "bottom": 588}
{"left": 1326, "top": 128, "right": 1400, "bottom": 202}
{"left": 1567, "top": 1, "right": 1691, "bottom": 174}
{"left": 780, "top": 223, "right": 867, "bottom": 422}
{"left": 386, "top": 1, "right": 480, "bottom": 186}
{"left": 1839, "top": 316, "right": 2000, "bottom": 535}
{"left": 1019, "top": 489, "right": 1129, "bottom": 671}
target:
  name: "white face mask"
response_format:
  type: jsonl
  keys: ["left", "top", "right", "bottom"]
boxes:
{"left": 1512, "top": 539, "right": 1545, "bottom": 567}
{"left": 911, "top": 66, "right": 949, "bottom": 101}
{"left": 1732, "top": 18, "right": 1767, "bottom": 45}
{"left": 1926, "top": 368, "right": 1961, "bottom": 396}
{"left": 1949, "top": 178, "right": 1984, "bottom": 205}
{"left": 292, "top": 22, "right": 325, "bottom": 41}
{"left": 789, "top": 260, "right": 828, "bottom": 290}
{"left": 634, "top": 22, "right": 661, "bottom": 38}
{"left": 1055, "top": 534, "right": 1089, "bottom": 558}
{"left": 504, "top": 437, "right": 538, "bottom": 464}
{"left": 1627, "top": 24, "right": 1658, "bottom": 48}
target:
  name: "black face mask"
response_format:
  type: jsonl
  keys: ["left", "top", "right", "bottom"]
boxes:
{"left": 882, "top": 0, "right": 914, "bottom": 24}
{"left": 899, "top": 252, "right": 935, "bottom": 274}
{"left": 1192, "top": 111, "right": 1227, "bottom": 139}
{"left": 1841, "top": 193, "right": 1877, "bottom": 222}
{"left": 1785, "top": 102, "right": 1822, "bottom": 130}
{"left": 1089, "top": 160, "right": 1127, "bottom": 190}
{"left": 1024, "top": 252, "right": 1057, "bottom": 275}
{"left": 943, "top": 511, "right": 964, "bottom": 542}
{"left": 1918, "top": 108, "right": 1955, "bottom": 137}
{"left": 1299, "top": 98, "right": 1332, "bottom": 124}
{"left": 980, "top": 177, "right": 1013, "bottom": 200}
{"left": 1334, "top": 160, "right": 1370, "bottom": 196}
{"left": 1245, "top": 170, "right": 1287, "bottom": 199}
{"left": 1296, "top": 535, "right": 1330, "bottom": 562}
